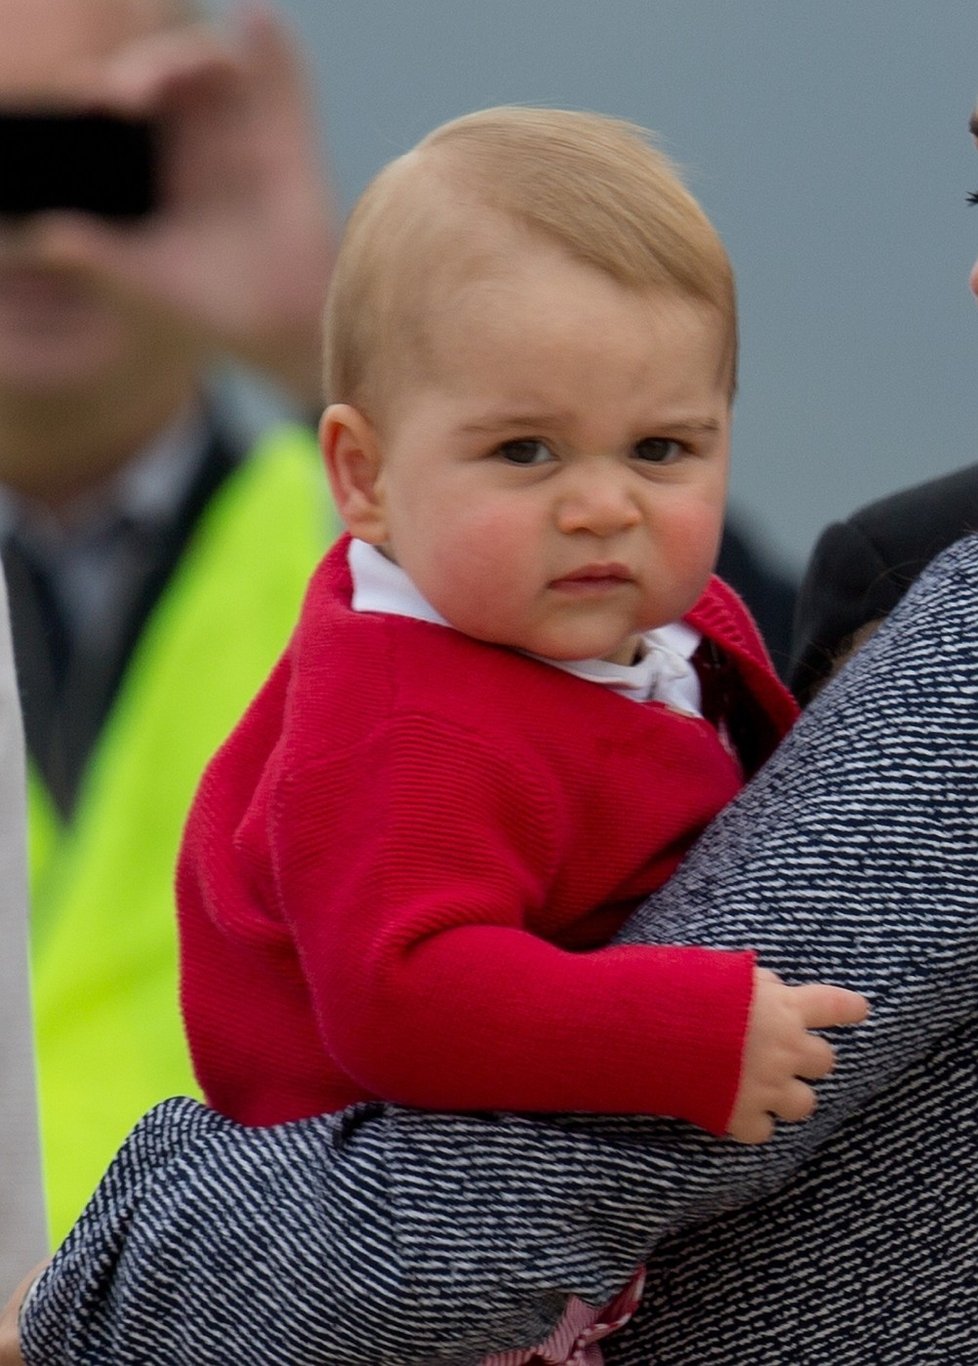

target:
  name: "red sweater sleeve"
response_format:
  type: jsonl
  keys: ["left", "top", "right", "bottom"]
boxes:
{"left": 273, "top": 711, "right": 753, "bottom": 1135}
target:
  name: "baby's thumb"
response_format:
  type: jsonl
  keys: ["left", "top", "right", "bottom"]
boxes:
{"left": 794, "top": 983, "right": 869, "bottom": 1030}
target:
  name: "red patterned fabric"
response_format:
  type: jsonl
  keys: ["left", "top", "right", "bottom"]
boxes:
{"left": 179, "top": 535, "right": 796, "bottom": 1133}
{"left": 483, "top": 1265, "right": 646, "bottom": 1364}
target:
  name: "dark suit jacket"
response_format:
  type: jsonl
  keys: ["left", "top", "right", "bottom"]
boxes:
{"left": 791, "top": 462, "right": 978, "bottom": 702}
{"left": 717, "top": 519, "right": 797, "bottom": 679}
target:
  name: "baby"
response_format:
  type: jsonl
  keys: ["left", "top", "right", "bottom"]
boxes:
{"left": 177, "top": 106, "right": 866, "bottom": 1362}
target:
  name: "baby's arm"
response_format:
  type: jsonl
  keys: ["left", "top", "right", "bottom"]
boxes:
{"left": 270, "top": 719, "right": 755, "bottom": 1134}
{"left": 259, "top": 717, "right": 869, "bottom": 1137}
{"left": 727, "top": 968, "right": 868, "bottom": 1143}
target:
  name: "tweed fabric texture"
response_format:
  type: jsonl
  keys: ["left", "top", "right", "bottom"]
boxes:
{"left": 23, "top": 535, "right": 978, "bottom": 1364}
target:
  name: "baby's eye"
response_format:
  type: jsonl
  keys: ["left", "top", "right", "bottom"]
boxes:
{"left": 496, "top": 439, "right": 554, "bottom": 466}
{"left": 968, "top": 191, "right": 978, "bottom": 205}
{"left": 633, "top": 437, "right": 684, "bottom": 464}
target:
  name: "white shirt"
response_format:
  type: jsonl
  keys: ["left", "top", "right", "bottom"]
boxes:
{"left": 349, "top": 537, "right": 703, "bottom": 716}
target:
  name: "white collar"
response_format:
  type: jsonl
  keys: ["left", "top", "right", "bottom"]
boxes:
{"left": 348, "top": 537, "right": 702, "bottom": 711}
{"left": 350, "top": 536, "right": 452, "bottom": 627}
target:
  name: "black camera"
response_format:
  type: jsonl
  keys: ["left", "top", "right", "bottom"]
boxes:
{"left": 0, "top": 109, "right": 160, "bottom": 220}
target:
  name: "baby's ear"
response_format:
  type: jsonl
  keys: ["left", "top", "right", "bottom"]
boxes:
{"left": 319, "top": 405, "right": 388, "bottom": 543}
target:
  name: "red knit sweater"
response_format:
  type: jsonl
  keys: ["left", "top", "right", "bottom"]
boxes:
{"left": 178, "top": 536, "right": 797, "bottom": 1134}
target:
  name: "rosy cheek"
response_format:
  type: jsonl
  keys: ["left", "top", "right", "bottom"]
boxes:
{"left": 425, "top": 515, "right": 505, "bottom": 580}
{"left": 667, "top": 502, "right": 725, "bottom": 550}
{"left": 656, "top": 508, "right": 726, "bottom": 599}
{"left": 460, "top": 508, "right": 522, "bottom": 554}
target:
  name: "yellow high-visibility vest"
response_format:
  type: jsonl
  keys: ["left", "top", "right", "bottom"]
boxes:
{"left": 28, "top": 425, "right": 334, "bottom": 1244}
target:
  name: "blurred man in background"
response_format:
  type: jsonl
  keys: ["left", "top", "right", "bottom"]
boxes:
{"left": 0, "top": 0, "right": 338, "bottom": 1241}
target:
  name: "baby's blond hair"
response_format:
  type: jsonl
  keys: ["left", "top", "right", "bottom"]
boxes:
{"left": 324, "top": 106, "right": 736, "bottom": 421}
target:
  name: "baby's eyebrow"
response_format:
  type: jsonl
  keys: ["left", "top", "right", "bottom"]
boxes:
{"left": 969, "top": 107, "right": 978, "bottom": 140}
{"left": 665, "top": 418, "right": 723, "bottom": 435}
{"left": 460, "top": 412, "right": 564, "bottom": 434}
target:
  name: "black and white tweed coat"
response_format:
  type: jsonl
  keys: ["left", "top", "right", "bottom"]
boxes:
{"left": 24, "top": 537, "right": 978, "bottom": 1365}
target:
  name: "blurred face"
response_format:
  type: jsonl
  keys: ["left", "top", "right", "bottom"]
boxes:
{"left": 0, "top": 0, "right": 185, "bottom": 397}
{"left": 348, "top": 242, "right": 731, "bottom": 663}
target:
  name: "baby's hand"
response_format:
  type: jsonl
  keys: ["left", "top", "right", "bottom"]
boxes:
{"left": 727, "top": 967, "right": 869, "bottom": 1144}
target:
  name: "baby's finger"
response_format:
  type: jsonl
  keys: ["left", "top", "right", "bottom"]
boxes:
{"left": 770, "top": 1078, "right": 817, "bottom": 1125}
{"left": 794, "top": 1032, "right": 836, "bottom": 1082}
{"left": 727, "top": 1110, "right": 775, "bottom": 1145}
{"left": 793, "top": 984, "right": 869, "bottom": 1030}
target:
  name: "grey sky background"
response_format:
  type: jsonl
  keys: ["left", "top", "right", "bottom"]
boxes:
{"left": 237, "top": 1, "right": 978, "bottom": 576}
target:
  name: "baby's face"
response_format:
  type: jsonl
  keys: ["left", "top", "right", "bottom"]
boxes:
{"left": 370, "top": 240, "right": 731, "bottom": 663}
